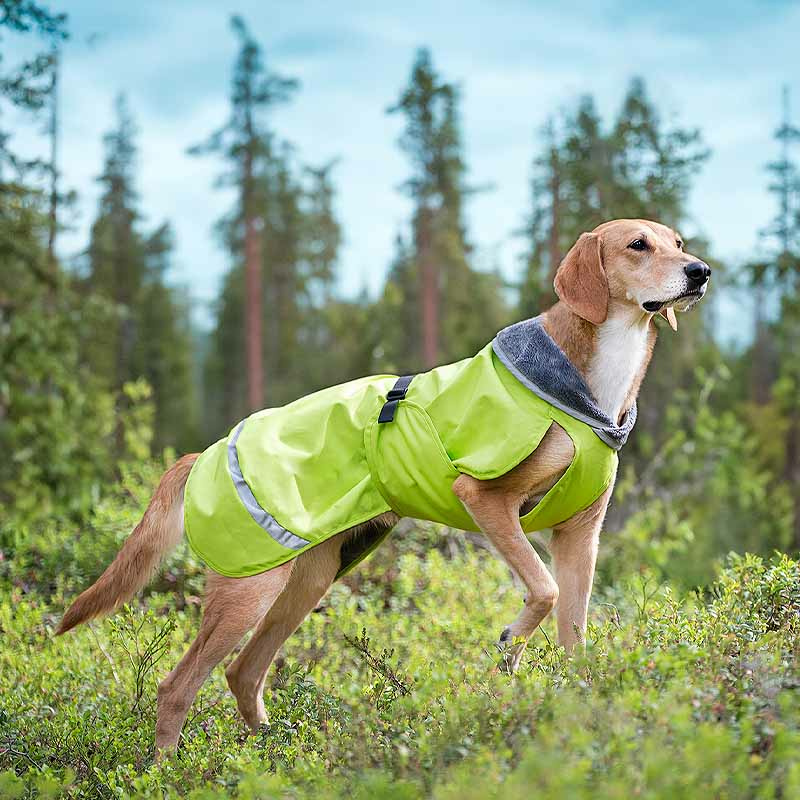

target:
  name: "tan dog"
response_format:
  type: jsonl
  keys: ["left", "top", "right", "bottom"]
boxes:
{"left": 58, "top": 219, "right": 710, "bottom": 754}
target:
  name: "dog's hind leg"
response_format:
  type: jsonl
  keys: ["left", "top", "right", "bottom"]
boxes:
{"left": 225, "top": 534, "right": 343, "bottom": 731}
{"left": 155, "top": 562, "right": 293, "bottom": 755}
{"left": 550, "top": 485, "right": 613, "bottom": 652}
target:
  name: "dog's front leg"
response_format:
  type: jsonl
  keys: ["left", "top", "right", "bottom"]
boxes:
{"left": 453, "top": 474, "right": 558, "bottom": 673}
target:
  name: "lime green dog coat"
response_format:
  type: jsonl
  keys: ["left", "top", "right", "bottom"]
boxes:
{"left": 184, "top": 317, "right": 636, "bottom": 579}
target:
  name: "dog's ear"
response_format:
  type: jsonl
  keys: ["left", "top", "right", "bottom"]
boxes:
{"left": 659, "top": 307, "right": 678, "bottom": 331}
{"left": 554, "top": 233, "right": 608, "bottom": 325}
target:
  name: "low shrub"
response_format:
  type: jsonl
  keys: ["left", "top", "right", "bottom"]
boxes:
{"left": 1, "top": 549, "right": 798, "bottom": 798}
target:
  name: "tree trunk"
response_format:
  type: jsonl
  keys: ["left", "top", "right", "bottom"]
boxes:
{"left": 417, "top": 205, "right": 438, "bottom": 368}
{"left": 547, "top": 147, "right": 561, "bottom": 288}
{"left": 750, "top": 287, "right": 772, "bottom": 405}
{"left": 114, "top": 227, "right": 135, "bottom": 456}
{"left": 786, "top": 411, "right": 800, "bottom": 550}
{"left": 244, "top": 210, "right": 264, "bottom": 411}
{"left": 243, "top": 147, "right": 264, "bottom": 412}
{"left": 47, "top": 46, "right": 59, "bottom": 282}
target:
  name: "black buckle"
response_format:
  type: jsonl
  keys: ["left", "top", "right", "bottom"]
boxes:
{"left": 378, "top": 375, "right": 414, "bottom": 423}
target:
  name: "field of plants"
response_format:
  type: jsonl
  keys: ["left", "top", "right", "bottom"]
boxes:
{"left": 1, "top": 468, "right": 799, "bottom": 798}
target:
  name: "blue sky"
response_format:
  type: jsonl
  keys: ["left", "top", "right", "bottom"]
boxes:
{"left": 7, "top": 1, "right": 800, "bottom": 333}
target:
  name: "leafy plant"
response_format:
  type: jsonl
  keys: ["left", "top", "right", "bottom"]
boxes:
{"left": 107, "top": 606, "right": 178, "bottom": 716}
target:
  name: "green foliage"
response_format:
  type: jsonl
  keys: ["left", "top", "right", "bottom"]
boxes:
{"left": 0, "top": 0, "right": 65, "bottom": 174}
{"left": 1, "top": 451, "right": 207, "bottom": 603}
{"left": 605, "top": 364, "right": 793, "bottom": 586}
{"left": 0, "top": 286, "right": 115, "bottom": 529}
{"left": 742, "top": 87, "right": 800, "bottom": 547}
{"left": 0, "top": 181, "right": 129, "bottom": 534}
{"left": 1, "top": 547, "right": 798, "bottom": 798}
{"left": 107, "top": 607, "right": 178, "bottom": 716}
{"left": 343, "top": 627, "right": 411, "bottom": 714}
{"left": 0, "top": 8, "right": 167, "bottom": 544}
{"left": 84, "top": 95, "right": 198, "bottom": 452}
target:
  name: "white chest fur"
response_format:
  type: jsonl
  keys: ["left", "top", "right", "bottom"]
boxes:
{"left": 587, "top": 315, "right": 650, "bottom": 423}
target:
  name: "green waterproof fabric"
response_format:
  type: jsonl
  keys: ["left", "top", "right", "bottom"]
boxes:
{"left": 184, "top": 343, "right": 618, "bottom": 578}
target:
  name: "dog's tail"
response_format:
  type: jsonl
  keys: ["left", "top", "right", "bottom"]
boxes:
{"left": 56, "top": 453, "right": 199, "bottom": 635}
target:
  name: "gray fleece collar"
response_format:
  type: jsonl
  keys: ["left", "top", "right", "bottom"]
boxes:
{"left": 491, "top": 316, "right": 636, "bottom": 450}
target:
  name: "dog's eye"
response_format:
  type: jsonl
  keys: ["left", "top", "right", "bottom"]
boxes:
{"left": 628, "top": 239, "right": 648, "bottom": 251}
{"left": 676, "top": 240, "right": 684, "bottom": 250}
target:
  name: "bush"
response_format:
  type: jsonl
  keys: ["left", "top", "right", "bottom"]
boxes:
{"left": 1, "top": 546, "right": 798, "bottom": 798}
{"left": 603, "top": 365, "right": 793, "bottom": 588}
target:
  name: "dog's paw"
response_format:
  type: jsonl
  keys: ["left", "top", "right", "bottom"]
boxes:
{"left": 493, "top": 627, "right": 525, "bottom": 675}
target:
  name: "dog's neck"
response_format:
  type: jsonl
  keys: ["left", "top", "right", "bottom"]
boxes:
{"left": 542, "top": 301, "right": 657, "bottom": 424}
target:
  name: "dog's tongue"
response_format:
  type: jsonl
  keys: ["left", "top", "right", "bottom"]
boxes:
{"left": 660, "top": 306, "right": 678, "bottom": 331}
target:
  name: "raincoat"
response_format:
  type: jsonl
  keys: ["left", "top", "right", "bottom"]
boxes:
{"left": 184, "top": 317, "right": 635, "bottom": 578}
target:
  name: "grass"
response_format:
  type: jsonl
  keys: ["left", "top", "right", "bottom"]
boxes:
{"left": 1, "top": 531, "right": 799, "bottom": 798}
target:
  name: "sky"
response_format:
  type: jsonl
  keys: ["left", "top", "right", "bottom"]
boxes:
{"left": 6, "top": 0, "right": 800, "bottom": 334}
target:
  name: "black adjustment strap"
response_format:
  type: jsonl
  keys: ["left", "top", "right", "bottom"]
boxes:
{"left": 378, "top": 374, "right": 415, "bottom": 423}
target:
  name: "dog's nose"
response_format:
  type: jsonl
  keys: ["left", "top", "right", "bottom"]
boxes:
{"left": 684, "top": 261, "right": 711, "bottom": 287}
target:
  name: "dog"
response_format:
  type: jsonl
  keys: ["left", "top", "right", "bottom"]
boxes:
{"left": 57, "top": 219, "right": 710, "bottom": 754}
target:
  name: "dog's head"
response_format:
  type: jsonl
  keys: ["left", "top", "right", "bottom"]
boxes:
{"left": 554, "top": 219, "right": 710, "bottom": 330}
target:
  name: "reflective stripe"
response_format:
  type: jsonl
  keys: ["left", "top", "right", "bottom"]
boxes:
{"left": 227, "top": 421, "right": 310, "bottom": 550}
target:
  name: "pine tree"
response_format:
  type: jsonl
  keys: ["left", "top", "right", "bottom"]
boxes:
{"left": 386, "top": 48, "right": 508, "bottom": 369}
{"left": 205, "top": 147, "right": 346, "bottom": 432}
{"left": 301, "top": 161, "right": 340, "bottom": 300}
{"left": 758, "top": 87, "right": 800, "bottom": 287}
{"left": 196, "top": 20, "right": 356, "bottom": 435}
{"left": 87, "top": 95, "right": 141, "bottom": 391}
{"left": 132, "top": 224, "right": 198, "bottom": 451}
{"left": 562, "top": 96, "right": 608, "bottom": 227}
{"left": 520, "top": 119, "right": 564, "bottom": 314}
{"left": 45, "top": 41, "right": 58, "bottom": 276}
{"left": 0, "top": 4, "right": 126, "bottom": 526}
{"left": 521, "top": 79, "right": 708, "bottom": 320}
{"left": 190, "top": 15, "right": 298, "bottom": 414}
{"left": 388, "top": 49, "right": 450, "bottom": 367}
{"left": 0, "top": 1, "right": 65, "bottom": 176}
{"left": 521, "top": 79, "right": 708, "bottom": 319}
{"left": 753, "top": 87, "right": 800, "bottom": 548}
{"left": 610, "top": 78, "right": 708, "bottom": 225}
{"left": 262, "top": 143, "right": 304, "bottom": 393}
{"left": 85, "top": 96, "right": 196, "bottom": 452}
{"left": 0, "top": 0, "right": 64, "bottom": 294}
{"left": 378, "top": 233, "right": 420, "bottom": 372}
